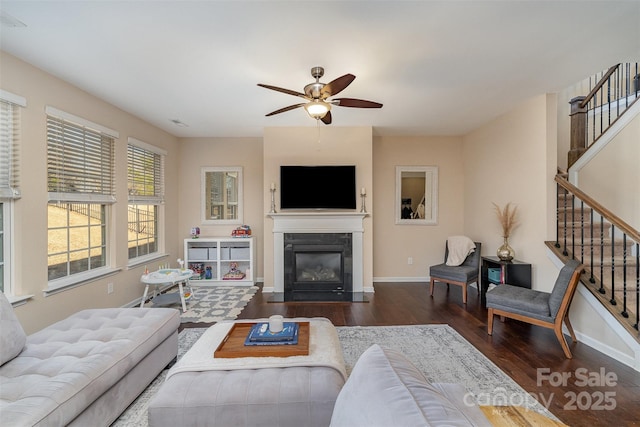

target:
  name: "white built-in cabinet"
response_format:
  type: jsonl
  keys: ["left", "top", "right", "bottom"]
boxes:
{"left": 184, "top": 237, "right": 254, "bottom": 286}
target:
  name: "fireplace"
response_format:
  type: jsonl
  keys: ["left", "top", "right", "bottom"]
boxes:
{"left": 284, "top": 233, "right": 352, "bottom": 301}
{"left": 268, "top": 212, "right": 368, "bottom": 300}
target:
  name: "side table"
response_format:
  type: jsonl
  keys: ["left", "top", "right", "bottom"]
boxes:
{"left": 480, "top": 256, "right": 532, "bottom": 306}
{"left": 140, "top": 269, "right": 194, "bottom": 312}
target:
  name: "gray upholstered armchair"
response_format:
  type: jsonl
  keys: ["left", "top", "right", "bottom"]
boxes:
{"left": 429, "top": 239, "right": 481, "bottom": 304}
{"left": 486, "top": 259, "right": 582, "bottom": 358}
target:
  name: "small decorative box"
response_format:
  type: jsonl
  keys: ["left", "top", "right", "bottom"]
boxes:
{"left": 488, "top": 268, "right": 502, "bottom": 283}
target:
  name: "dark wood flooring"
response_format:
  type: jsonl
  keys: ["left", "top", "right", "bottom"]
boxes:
{"left": 235, "top": 282, "right": 640, "bottom": 426}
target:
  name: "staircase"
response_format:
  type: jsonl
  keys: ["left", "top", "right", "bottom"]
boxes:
{"left": 548, "top": 180, "right": 639, "bottom": 340}
{"left": 549, "top": 63, "right": 640, "bottom": 341}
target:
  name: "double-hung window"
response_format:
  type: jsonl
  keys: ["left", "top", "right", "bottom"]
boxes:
{"left": 127, "top": 138, "right": 165, "bottom": 262}
{"left": 0, "top": 90, "right": 25, "bottom": 296}
{"left": 46, "top": 107, "right": 118, "bottom": 288}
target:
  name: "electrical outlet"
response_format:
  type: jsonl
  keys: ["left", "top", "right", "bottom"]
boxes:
{"left": 107, "top": 282, "right": 114, "bottom": 294}
{"left": 408, "top": 257, "right": 413, "bottom": 265}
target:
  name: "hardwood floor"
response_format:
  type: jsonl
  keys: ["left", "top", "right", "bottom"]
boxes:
{"left": 234, "top": 282, "right": 640, "bottom": 426}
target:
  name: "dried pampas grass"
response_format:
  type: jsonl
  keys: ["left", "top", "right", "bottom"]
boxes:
{"left": 493, "top": 202, "right": 519, "bottom": 238}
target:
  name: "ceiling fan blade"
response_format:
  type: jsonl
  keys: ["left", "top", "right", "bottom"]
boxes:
{"left": 321, "top": 74, "right": 355, "bottom": 98}
{"left": 265, "top": 103, "right": 306, "bottom": 116}
{"left": 258, "top": 83, "right": 308, "bottom": 99}
{"left": 333, "top": 98, "right": 383, "bottom": 108}
{"left": 321, "top": 111, "right": 332, "bottom": 125}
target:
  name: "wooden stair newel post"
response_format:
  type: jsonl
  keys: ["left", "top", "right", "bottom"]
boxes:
{"left": 568, "top": 95, "right": 587, "bottom": 167}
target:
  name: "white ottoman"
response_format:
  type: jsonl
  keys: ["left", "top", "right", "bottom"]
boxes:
{"left": 148, "top": 318, "right": 346, "bottom": 427}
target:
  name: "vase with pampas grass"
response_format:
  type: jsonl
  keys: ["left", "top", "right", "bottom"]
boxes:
{"left": 493, "top": 202, "right": 519, "bottom": 261}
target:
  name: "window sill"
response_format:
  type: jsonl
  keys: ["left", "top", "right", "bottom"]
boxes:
{"left": 45, "top": 267, "right": 121, "bottom": 296}
{"left": 6, "top": 294, "right": 34, "bottom": 307}
{"left": 127, "top": 253, "right": 169, "bottom": 270}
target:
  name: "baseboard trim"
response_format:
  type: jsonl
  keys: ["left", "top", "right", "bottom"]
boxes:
{"left": 373, "top": 276, "right": 430, "bottom": 283}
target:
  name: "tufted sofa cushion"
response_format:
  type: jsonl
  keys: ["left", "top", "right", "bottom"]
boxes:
{"left": 0, "top": 307, "right": 179, "bottom": 427}
{"left": 0, "top": 292, "right": 26, "bottom": 366}
{"left": 330, "top": 344, "right": 491, "bottom": 427}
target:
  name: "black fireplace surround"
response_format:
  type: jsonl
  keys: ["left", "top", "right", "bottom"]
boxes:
{"left": 284, "top": 233, "right": 353, "bottom": 301}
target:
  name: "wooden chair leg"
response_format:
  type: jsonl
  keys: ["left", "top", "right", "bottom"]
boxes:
{"left": 554, "top": 324, "right": 573, "bottom": 359}
{"left": 487, "top": 308, "right": 494, "bottom": 335}
{"left": 564, "top": 314, "right": 577, "bottom": 343}
{"left": 462, "top": 284, "right": 467, "bottom": 304}
{"left": 429, "top": 278, "right": 435, "bottom": 296}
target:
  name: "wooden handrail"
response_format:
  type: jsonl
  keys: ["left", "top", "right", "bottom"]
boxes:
{"left": 555, "top": 174, "right": 640, "bottom": 244}
{"left": 579, "top": 64, "right": 620, "bottom": 109}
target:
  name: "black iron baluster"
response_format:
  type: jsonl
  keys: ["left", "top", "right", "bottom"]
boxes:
{"left": 555, "top": 182, "right": 561, "bottom": 249}
{"left": 599, "top": 219, "right": 605, "bottom": 294}
{"left": 635, "top": 242, "right": 639, "bottom": 330}
{"left": 615, "top": 66, "right": 620, "bottom": 119}
{"left": 621, "top": 234, "right": 628, "bottom": 318}
{"left": 562, "top": 187, "right": 568, "bottom": 256}
{"left": 607, "top": 74, "right": 612, "bottom": 128}
{"left": 610, "top": 224, "right": 616, "bottom": 306}
{"left": 589, "top": 207, "right": 595, "bottom": 283}
{"left": 625, "top": 63, "right": 630, "bottom": 107}
{"left": 571, "top": 194, "right": 576, "bottom": 257}
{"left": 580, "top": 200, "right": 585, "bottom": 265}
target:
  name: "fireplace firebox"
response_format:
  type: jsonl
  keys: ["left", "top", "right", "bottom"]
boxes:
{"left": 284, "top": 233, "right": 352, "bottom": 301}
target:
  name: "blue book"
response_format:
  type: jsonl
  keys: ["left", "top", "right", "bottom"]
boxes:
{"left": 247, "top": 322, "right": 298, "bottom": 342}
{"left": 244, "top": 323, "right": 299, "bottom": 346}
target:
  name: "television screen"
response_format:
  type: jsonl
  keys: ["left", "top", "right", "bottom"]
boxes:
{"left": 280, "top": 165, "right": 356, "bottom": 210}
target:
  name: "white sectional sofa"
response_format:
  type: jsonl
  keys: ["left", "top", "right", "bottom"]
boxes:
{"left": 0, "top": 292, "right": 180, "bottom": 426}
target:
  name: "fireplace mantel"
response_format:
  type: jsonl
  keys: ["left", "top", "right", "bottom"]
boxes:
{"left": 267, "top": 212, "right": 367, "bottom": 296}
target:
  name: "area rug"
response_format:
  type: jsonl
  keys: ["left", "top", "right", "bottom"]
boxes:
{"left": 113, "top": 324, "right": 554, "bottom": 426}
{"left": 144, "top": 286, "right": 258, "bottom": 323}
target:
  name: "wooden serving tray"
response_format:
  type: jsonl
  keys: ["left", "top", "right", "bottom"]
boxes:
{"left": 214, "top": 322, "right": 309, "bottom": 358}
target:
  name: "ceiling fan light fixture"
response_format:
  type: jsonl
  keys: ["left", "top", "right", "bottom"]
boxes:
{"left": 304, "top": 100, "right": 331, "bottom": 119}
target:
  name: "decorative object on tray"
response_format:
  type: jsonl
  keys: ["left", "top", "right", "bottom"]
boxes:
{"left": 268, "top": 314, "right": 284, "bottom": 333}
{"left": 493, "top": 202, "right": 518, "bottom": 261}
{"left": 244, "top": 322, "right": 300, "bottom": 346}
{"left": 232, "top": 224, "right": 252, "bottom": 238}
{"left": 223, "top": 262, "right": 245, "bottom": 280}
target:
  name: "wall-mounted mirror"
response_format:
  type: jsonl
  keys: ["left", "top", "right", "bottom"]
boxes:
{"left": 201, "top": 167, "right": 243, "bottom": 224}
{"left": 395, "top": 166, "right": 438, "bottom": 225}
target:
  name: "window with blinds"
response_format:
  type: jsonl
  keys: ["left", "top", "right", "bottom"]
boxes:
{"left": 1, "top": 91, "right": 25, "bottom": 295}
{"left": 47, "top": 115, "right": 115, "bottom": 202}
{"left": 0, "top": 99, "right": 21, "bottom": 199}
{"left": 46, "top": 108, "right": 117, "bottom": 283}
{"left": 127, "top": 139, "right": 165, "bottom": 260}
{"left": 127, "top": 142, "right": 164, "bottom": 203}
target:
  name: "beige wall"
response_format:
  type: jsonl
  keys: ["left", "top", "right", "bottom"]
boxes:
{"left": 372, "top": 136, "right": 464, "bottom": 280}
{"left": 462, "top": 94, "right": 559, "bottom": 291}
{"left": 1, "top": 52, "right": 180, "bottom": 333}
{"left": 262, "top": 127, "right": 373, "bottom": 289}
{"left": 176, "top": 137, "right": 264, "bottom": 275}
{"left": 578, "top": 112, "right": 640, "bottom": 230}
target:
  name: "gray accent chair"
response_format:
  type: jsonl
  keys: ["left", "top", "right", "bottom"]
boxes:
{"left": 429, "top": 242, "right": 481, "bottom": 304}
{"left": 486, "top": 259, "right": 582, "bottom": 359}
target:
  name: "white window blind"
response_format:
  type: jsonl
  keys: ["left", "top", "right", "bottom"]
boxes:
{"left": 0, "top": 97, "right": 22, "bottom": 199}
{"left": 47, "top": 112, "right": 116, "bottom": 203}
{"left": 127, "top": 138, "right": 165, "bottom": 203}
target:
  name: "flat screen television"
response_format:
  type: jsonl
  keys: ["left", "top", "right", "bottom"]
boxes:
{"left": 280, "top": 165, "right": 356, "bottom": 210}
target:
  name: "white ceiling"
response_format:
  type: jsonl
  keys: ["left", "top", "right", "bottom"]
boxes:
{"left": 1, "top": 1, "right": 638, "bottom": 138}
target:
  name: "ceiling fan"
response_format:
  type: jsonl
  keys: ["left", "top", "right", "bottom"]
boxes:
{"left": 258, "top": 66, "right": 383, "bottom": 125}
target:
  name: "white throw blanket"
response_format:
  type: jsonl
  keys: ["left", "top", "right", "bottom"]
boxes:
{"left": 167, "top": 317, "right": 347, "bottom": 381}
{"left": 446, "top": 236, "right": 476, "bottom": 266}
